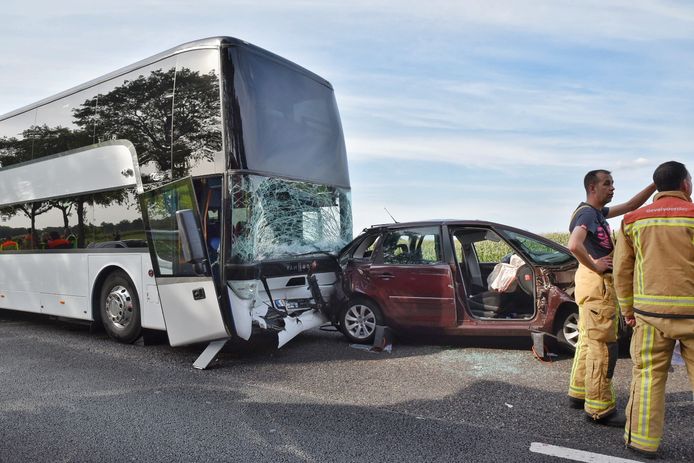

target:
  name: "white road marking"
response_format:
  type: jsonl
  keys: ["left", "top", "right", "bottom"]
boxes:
{"left": 529, "top": 442, "right": 643, "bottom": 463}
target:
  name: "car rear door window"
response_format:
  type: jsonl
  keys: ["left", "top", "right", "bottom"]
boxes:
{"left": 382, "top": 227, "right": 442, "bottom": 265}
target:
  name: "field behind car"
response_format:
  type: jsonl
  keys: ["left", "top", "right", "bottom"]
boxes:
{"left": 541, "top": 232, "right": 570, "bottom": 247}
{"left": 418, "top": 231, "right": 571, "bottom": 262}
{"left": 475, "top": 232, "right": 570, "bottom": 262}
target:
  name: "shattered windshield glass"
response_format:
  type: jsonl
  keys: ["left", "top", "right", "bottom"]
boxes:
{"left": 228, "top": 173, "right": 352, "bottom": 264}
{"left": 500, "top": 229, "right": 574, "bottom": 265}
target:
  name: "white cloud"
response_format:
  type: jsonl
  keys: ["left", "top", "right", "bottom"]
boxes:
{"left": 347, "top": 135, "right": 568, "bottom": 168}
{"left": 351, "top": 190, "right": 578, "bottom": 235}
{"left": 345, "top": 131, "right": 674, "bottom": 173}
{"left": 614, "top": 157, "right": 651, "bottom": 170}
{"left": 328, "top": 0, "right": 694, "bottom": 42}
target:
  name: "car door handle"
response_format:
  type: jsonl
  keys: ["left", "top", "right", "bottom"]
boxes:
{"left": 374, "top": 272, "right": 395, "bottom": 278}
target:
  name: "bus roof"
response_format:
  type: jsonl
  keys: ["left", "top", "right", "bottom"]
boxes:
{"left": 1, "top": 36, "right": 332, "bottom": 121}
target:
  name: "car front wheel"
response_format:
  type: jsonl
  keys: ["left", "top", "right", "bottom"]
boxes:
{"left": 340, "top": 299, "right": 383, "bottom": 344}
{"left": 555, "top": 309, "right": 579, "bottom": 352}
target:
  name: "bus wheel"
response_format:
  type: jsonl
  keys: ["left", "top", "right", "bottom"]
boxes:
{"left": 100, "top": 271, "right": 142, "bottom": 344}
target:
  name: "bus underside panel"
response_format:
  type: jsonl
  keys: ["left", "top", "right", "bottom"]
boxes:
{"left": 156, "top": 278, "right": 228, "bottom": 346}
{"left": 225, "top": 174, "right": 351, "bottom": 346}
{"left": 227, "top": 271, "right": 337, "bottom": 346}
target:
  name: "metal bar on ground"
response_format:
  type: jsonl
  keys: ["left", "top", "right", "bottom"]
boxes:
{"left": 193, "top": 339, "right": 228, "bottom": 370}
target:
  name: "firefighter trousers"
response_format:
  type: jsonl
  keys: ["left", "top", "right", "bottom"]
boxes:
{"left": 624, "top": 316, "right": 694, "bottom": 453}
{"left": 568, "top": 265, "right": 619, "bottom": 419}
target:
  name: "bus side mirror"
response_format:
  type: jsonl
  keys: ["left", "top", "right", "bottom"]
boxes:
{"left": 176, "top": 209, "right": 208, "bottom": 274}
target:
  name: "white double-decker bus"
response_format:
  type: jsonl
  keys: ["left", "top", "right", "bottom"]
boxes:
{"left": 0, "top": 37, "right": 352, "bottom": 368}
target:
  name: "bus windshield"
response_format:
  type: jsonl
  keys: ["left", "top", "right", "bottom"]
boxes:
{"left": 228, "top": 173, "right": 352, "bottom": 264}
{"left": 227, "top": 47, "right": 349, "bottom": 188}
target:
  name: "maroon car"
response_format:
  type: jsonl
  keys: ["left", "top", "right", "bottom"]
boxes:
{"left": 334, "top": 220, "right": 581, "bottom": 350}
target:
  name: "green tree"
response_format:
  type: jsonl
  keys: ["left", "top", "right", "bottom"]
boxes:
{"left": 72, "top": 67, "right": 221, "bottom": 180}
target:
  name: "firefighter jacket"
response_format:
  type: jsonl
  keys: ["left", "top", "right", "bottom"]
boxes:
{"left": 614, "top": 190, "right": 694, "bottom": 319}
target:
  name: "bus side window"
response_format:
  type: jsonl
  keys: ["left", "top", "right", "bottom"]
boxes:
{"left": 197, "top": 177, "right": 222, "bottom": 265}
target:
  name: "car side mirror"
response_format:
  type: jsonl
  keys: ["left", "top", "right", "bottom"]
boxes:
{"left": 176, "top": 209, "right": 208, "bottom": 275}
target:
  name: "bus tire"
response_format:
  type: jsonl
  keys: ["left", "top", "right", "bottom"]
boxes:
{"left": 100, "top": 271, "right": 142, "bottom": 344}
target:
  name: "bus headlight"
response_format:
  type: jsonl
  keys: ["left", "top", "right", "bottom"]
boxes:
{"left": 228, "top": 280, "right": 257, "bottom": 300}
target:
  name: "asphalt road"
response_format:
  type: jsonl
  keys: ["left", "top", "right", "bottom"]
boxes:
{"left": 1, "top": 309, "right": 692, "bottom": 462}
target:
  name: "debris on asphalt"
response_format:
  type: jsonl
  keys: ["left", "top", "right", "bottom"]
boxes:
{"left": 349, "top": 343, "right": 392, "bottom": 353}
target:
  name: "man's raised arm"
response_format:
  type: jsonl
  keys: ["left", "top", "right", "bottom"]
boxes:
{"left": 607, "top": 183, "right": 656, "bottom": 218}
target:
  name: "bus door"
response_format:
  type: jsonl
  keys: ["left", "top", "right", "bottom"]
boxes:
{"left": 140, "top": 178, "right": 230, "bottom": 347}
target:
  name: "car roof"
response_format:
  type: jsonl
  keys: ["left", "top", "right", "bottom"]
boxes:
{"left": 364, "top": 219, "right": 519, "bottom": 232}
{"left": 359, "top": 219, "right": 565, "bottom": 246}
{"left": 352, "top": 219, "right": 573, "bottom": 258}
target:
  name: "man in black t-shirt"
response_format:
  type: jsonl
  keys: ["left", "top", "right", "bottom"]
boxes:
{"left": 570, "top": 205, "right": 613, "bottom": 261}
{"left": 567, "top": 169, "right": 655, "bottom": 427}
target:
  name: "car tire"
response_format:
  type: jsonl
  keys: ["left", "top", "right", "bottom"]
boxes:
{"left": 555, "top": 308, "right": 579, "bottom": 353}
{"left": 339, "top": 298, "right": 383, "bottom": 344}
{"left": 100, "top": 271, "right": 142, "bottom": 344}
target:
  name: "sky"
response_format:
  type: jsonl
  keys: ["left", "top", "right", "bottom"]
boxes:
{"left": 2, "top": 0, "right": 694, "bottom": 235}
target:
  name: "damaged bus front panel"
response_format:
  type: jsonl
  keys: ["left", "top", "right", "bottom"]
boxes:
{"left": 225, "top": 175, "right": 351, "bottom": 346}
{"left": 220, "top": 41, "right": 352, "bottom": 346}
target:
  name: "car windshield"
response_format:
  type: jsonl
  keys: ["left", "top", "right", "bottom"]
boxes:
{"left": 500, "top": 229, "right": 574, "bottom": 265}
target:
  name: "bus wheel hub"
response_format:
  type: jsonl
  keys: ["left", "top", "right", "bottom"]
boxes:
{"left": 106, "top": 285, "right": 132, "bottom": 327}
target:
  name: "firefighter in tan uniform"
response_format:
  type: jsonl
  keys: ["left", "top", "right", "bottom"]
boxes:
{"left": 566, "top": 170, "right": 655, "bottom": 426}
{"left": 614, "top": 161, "right": 694, "bottom": 459}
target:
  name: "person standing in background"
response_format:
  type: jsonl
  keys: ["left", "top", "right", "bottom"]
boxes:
{"left": 567, "top": 169, "right": 655, "bottom": 426}
{"left": 614, "top": 161, "right": 694, "bottom": 458}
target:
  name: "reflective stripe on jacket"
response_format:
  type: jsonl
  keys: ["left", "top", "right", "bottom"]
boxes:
{"left": 614, "top": 191, "right": 694, "bottom": 319}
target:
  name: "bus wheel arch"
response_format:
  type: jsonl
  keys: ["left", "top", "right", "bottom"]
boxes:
{"left": 92, "top": 267, "right": 142, "bottom": 344}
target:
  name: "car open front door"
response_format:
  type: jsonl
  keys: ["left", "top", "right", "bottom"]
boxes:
{"left": 140, "top": 178, "right": 230, "bottom": 367}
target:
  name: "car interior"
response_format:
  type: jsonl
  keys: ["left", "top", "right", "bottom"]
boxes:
{"left": 380, "top": 229, "right": 442, "bottom": 265}
{"left": 352, "top": 234, "right": 379, "bottom": 259}
{"left": 453, "top": 228, "right": 535, "bottom": 320}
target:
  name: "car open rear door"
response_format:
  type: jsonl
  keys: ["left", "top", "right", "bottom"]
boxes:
{"left": 140, "top": 178, "right": 230, "bottom": 367}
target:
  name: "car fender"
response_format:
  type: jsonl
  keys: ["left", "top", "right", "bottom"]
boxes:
{"left": 534, "top": 285, "right": 575, "bottom": 334}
